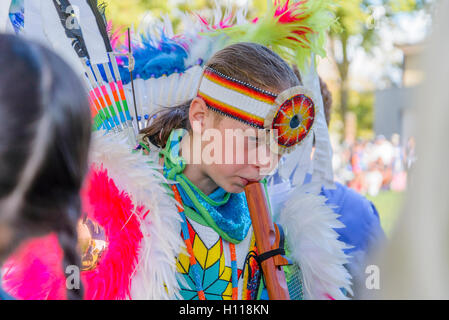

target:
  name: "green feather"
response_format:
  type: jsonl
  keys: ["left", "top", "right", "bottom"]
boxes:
{"left": 209, "top": 0, "right": 337, "bottom": 71}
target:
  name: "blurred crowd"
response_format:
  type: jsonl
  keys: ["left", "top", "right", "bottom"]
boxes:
{"left": 332, "top": 134, "right": 416, "bottom": 196}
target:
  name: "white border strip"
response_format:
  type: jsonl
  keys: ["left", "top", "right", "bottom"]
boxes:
{"left": 199, "top": 77, "right": 274, "bottom": 119}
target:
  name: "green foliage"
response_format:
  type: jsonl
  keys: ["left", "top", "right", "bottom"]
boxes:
{"left": 331, "top": 0, "right": 368, "bottom": 37}
{"left": 367, "top": 191, "right": 405, "bottom": 236}
{"left": 329, "top": 89, "right": 375, "bottom": 139}
{"left": 349, "top": 90, "right": 375, "bottom": 139}
{"left": 389, "top": 0, "right": 430, "bottom": 12}
{"left": 328, "top": 0, "right": 432, "bottom": 138}
{"left": 102, "top": 0, "right": 172, "bottom": 27}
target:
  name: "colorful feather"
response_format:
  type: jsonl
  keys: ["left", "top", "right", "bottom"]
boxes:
{"left": 89, "top": 130, "right": 185, "bottom": 299}
{"left": 276, "top": 182, "right": 353, "bottom": 299}
{"left": 81, "top": 166, "right": 144, "bottom": 300}
{"left": 1, "top": 166, "right": 145, "bottom": 300}
{"left": 2, "top": 234, "right": 67, "bottom": 300}
{"left": 210, "top": 0, "right": 336, "bottom": 69}
{"left": 116, "top": 30, "right": 189, "bottom": 83}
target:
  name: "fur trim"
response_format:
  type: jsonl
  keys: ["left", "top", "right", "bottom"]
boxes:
{"left": 278, "top": 183, "right": 353, "bottom": 299}
{"left": 90, "top": 130, "right": 185, "bottom": 299}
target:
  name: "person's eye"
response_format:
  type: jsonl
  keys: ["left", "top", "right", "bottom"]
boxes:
{"left": 248, "top": 136, "right": 259, "bottom": 145}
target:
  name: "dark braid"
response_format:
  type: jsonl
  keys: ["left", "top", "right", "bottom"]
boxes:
{"left": 0, "top": 35, "right": 91, "bottom": 300}
{"left": 58, "top": 219, "right": 84, "bottom": 299}
{"left": 57, "top": 195, "right": 85, "bottom": 300}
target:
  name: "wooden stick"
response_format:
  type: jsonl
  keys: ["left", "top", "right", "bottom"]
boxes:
{"left": 244, "top": 181, "right": 290, "bottom": 300}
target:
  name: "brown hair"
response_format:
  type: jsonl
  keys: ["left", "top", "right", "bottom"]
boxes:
{"left": 141, "top": 42, "right": 300, "bottom": 148}
{"left": 319, "top": 77, "right": 332, "bottom": 126}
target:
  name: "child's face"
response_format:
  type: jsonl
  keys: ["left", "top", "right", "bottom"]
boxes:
{"left": 183, "top": 98, "right": 280, "bottom": 194}
{"left": 205, "top": 116, "right": 280, "bottom": 193}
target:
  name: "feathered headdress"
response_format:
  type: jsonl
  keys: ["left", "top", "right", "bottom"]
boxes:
{"left": 8, "top": 0, "right": 335, "bottom": 185}
{"left": 205, "top": 0, "right": 336, "bottom": 186}
{"left": 197, "top": 0, "right": 335, "bottom": 186}
{"left": 12, "top": 0, "right": 135, "bottom": 138}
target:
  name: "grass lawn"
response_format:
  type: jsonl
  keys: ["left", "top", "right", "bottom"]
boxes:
{"left": 366, "top": 190, "right": 405, "bottom": 237}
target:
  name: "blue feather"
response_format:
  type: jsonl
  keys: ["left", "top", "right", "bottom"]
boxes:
{"left": 9, "top": 0, "right": 24, "bottom": 34}
{"left": 118, "top": 29, "right": 189, "bottom": 84}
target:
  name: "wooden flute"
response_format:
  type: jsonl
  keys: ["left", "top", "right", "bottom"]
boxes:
{"left": 244, "top": 181, "right": 290, "bottom": 300}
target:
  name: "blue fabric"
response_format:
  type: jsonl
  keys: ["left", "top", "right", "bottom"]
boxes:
{"left": 301, "top": 173, "right": 385, "bottom": 255}
{"left": 177, "top": 184, "right": 252, "bottom": 243}
{"left": 320, "top": 182, "right": 385, "bottom": 255}
{"left": 0, "top": 285, "right": 14, "bottom": 300}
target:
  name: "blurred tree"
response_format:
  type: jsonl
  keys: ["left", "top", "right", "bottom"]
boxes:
{"left": 328, "top": 0, "right": 432, "bottom": 133}
{"left": 328, "top": 88, "right": 375, "bottom": 140}
{"left": 103, "top": 0, "right": 268, "bottom": 30}
{"left": 102, "top": 0, "right": 171, "bottom": 27}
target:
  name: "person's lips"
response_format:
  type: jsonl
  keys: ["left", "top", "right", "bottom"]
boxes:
{"left": 239, "top": 177, "right": 260, "bottom": 186}
{"left": 239, "top": 177, "right": 249, "bottom": 186}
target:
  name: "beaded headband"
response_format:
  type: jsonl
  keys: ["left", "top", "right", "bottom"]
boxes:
{"left": 197, "top": 67, "right": 316, "bottom": 154}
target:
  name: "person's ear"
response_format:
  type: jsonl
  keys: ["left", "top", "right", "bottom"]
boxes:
{"left": 189, "top": 97, "right": 209, "bottom": 133}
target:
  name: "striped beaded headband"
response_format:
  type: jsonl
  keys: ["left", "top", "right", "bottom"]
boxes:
{"left": 197, "top": 67, "right": 316, "bottom": 154}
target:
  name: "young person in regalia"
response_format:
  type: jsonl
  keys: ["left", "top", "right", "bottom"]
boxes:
{"left": 1, "top": 0, "right": 352, "bottom": 300}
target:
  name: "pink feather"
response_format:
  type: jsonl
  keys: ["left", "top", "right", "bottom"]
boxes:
{"left": 81, "top": 166, "right": 144, "bottom": 300}
{"left": 274, "top": 0, "right": 308, "bottom": 23}
{"left": 195, "top": 12, "right": 235, "bottom": 32}
{"left": 2, "top": 234, "right": 67, "bottom": 300}
{"left": 273, "top": 0, "right": 313, "bottom": 46}
{"left": 1, "top": 166, "right": 145, "bottom": 300}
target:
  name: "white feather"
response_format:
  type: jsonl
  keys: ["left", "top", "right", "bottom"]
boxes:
{"left": 161, "top": 14, "right": 174, "bottom": 38}
{"left": 165, "top": 72, "right": 179, "bottom": 107}
{"left": 278, "top": 132, "right": 314, "bottom": 186}
{"left": 38, "top": 0, "right": 84, "bottom": 76}
{"left": 301, "top": 59, "right": 335, "bottom": 189}
{"left": 89, "top": 130, "right": 185, "bottom": 300}
{"left": 175, "top": 70, "right": 190, "bottom": 103}
{"left": 23, "top": 0, "right": 46, "bottom": 42}
{"left": 134, "top": 77, "right": 146, "bottom": 118}
{"left": 70, "top": 0, "right": 108, "bottom": 64}
{"left": 0, "top": 0, "right": 12, "bottom": 32}
{"left": 145, "top": 76, "right": 156, "bottom": 114}
{"left": 277, "top": 182, "right": 353, "bottom": 299}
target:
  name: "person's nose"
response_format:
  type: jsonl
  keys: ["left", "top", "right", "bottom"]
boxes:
{"left": 250, "top": 144, "right": 279, "bottom": 175}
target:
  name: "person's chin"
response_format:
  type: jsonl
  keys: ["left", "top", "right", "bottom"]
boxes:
{"left": 224, "top": 183, "right": 245, "bottom": 194}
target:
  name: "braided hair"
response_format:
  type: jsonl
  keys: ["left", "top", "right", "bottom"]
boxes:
{"left": 0, "top": 34, "right": 91, "bottom": 299}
